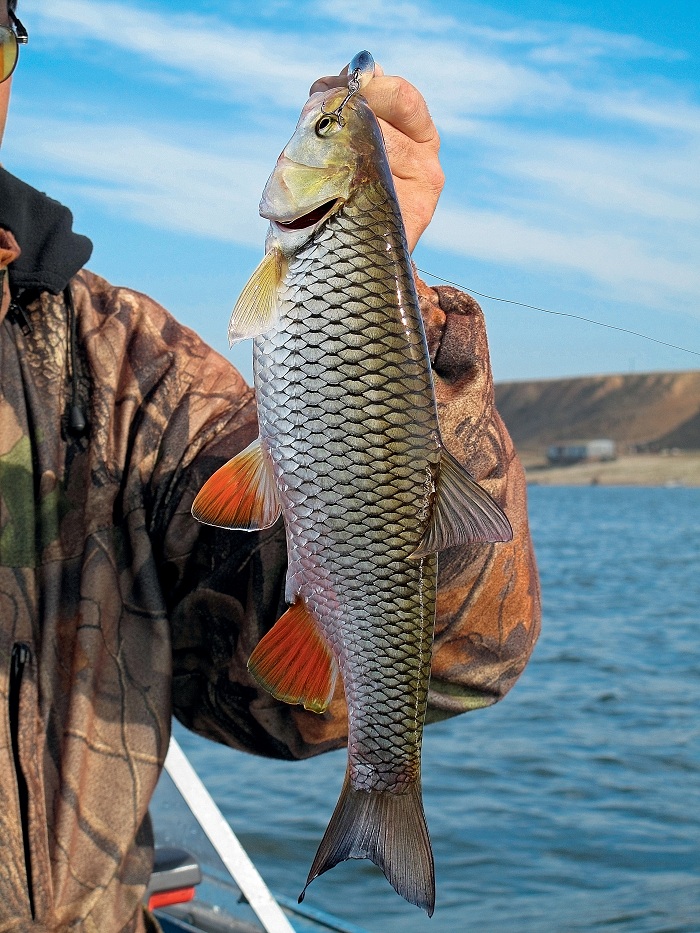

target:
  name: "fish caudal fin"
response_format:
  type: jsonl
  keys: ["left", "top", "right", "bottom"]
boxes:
{"left": 300, "top": 771, "right": 435, "bottom": 916}
{"left": 192, "top": 437, "right": 281, "bottom": 530}
{"left": 411, "top": 447, "right": 513, "bottom": 558}
{"left": 248, "top": 600, "right": 339, "bottom": 713}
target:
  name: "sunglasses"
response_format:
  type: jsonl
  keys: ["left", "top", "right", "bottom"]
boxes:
{"left": 1, "top": 10, "right": 28, "bottom": 83}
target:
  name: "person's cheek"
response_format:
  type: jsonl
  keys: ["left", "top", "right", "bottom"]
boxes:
{"left": 0, "top": 79, "right": 12, "bottom": 149}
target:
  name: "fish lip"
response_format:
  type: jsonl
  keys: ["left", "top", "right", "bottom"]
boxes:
{"left": 265, "top": 198, "right": 342, "bottom": 232}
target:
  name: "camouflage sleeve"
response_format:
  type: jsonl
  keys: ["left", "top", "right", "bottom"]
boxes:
{"left": 160, "top": 278, "right": 539, "bottom": 759}
{"left": 416, "top": 276, "right": 541, "bottom": 721}
{"left": 149, "top": 332, "right": 348, "bottom": 761}
{"left": 149, "top": 345, "right": 307, "bottom": 760}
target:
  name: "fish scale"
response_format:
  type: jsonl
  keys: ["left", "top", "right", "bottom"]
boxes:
{"left": 192, "top": 68, "right": 512, "bottom": 914}
{"left": 255, "top": 182, "right": 438, "bottom": 793}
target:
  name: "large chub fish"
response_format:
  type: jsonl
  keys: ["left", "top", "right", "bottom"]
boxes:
{"left": 192, "top": 52, "right": 512, "bottom": 915}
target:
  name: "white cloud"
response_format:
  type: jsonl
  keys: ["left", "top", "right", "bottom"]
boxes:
{"left": 526, "top": 25, "right": 685, "bottom": 65}
{"left": 9, "top": 114, "right": 273, "bottom": 245}
{"left": 313, "top": 0, "right": 458, "bottom": 33}
{"left": 13, "top": 0, "right": 700, "bottom": 325}
{"left": 22, "top": 0, "right": 698, "bottom": 133}
{"left": 384, "top": 40, "right": 570, "bottom": 118}
{"left": 426, "top": 117, "right": 700, "bottom": 314}
{"left": 592, "top": 93, "right": 700, "bottom": 134}
{"left": 425, "top": 205, "right": 700, "bottom": 312}
{"left": 22, "top": 0, "right": 327, "bottom": 109}
{"left": 504, "top": 136, "right": 700, "bottom": 225}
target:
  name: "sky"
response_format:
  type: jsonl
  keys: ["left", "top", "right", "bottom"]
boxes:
{"left": 3, "top": 0, "right": 700, "bottom": 383}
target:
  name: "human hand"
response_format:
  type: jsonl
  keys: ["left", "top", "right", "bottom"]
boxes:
{"left": 310, "top": 64, "right": 444, "bottom": 253}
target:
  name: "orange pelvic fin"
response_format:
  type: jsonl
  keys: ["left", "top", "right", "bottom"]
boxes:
{"left": 248, "top": 600, "right": 339, "bottom": 714}
{"left": 191, "top": 437, "right": 281, "bottom": 531}
{"left": 411, "top": 447, "right": 513, "bottom": 558}
{"left": 300, "top": 769, "right": 435, "bottom": 916}
{"left": 228, "top": 247, "right": 286, "bottom": 346}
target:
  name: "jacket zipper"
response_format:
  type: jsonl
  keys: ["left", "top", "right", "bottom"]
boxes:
{"left": 7, "top": 298, "right": 33, "bottom": 335}
{"left": 10, "top": 642, "right": 35, "bottom": 918}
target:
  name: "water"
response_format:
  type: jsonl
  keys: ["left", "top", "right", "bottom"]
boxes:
{"left": 172, "top": 487, "right": 700, "bottom": 932}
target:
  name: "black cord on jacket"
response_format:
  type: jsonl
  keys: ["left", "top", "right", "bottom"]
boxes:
{"left": 63, "top": 284, "right": 87, "bottom": 435}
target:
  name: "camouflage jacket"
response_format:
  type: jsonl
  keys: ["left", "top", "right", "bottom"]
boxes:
{"left": 0, "top": 170, "right": 540, "bottom": 932}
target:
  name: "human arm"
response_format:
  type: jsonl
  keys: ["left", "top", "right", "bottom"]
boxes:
{"left": 156, "top": 277, "right": 540, "bottom": 756}
{"left": 417, "top": 276, "right": 541, "bottom": 720}
{"left": 159, "top": 71, "right": 538, "bottom": 753}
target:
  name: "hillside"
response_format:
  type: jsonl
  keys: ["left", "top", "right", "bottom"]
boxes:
{"left": 495, "top": 371, "right": 700, "bottom": 454}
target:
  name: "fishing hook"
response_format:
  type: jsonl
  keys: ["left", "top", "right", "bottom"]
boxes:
{"left": 321, "top": 50, "right": 375, "bottom": 127}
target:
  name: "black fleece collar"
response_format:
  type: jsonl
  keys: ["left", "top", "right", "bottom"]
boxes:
{"left": 0, "top": 166, "right": 93, "bottom": 295}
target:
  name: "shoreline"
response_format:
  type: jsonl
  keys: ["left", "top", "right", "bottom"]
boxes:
{"left": 520, "top": 452, "right": 700, "bottom": 487}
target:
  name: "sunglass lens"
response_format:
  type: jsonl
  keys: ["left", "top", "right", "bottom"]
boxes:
{"left": 1, "top": 27, "right": 18, "bottom": 82}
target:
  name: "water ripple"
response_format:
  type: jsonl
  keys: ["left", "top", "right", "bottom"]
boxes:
{"left": 170, "top": 487, "right": 700, "bottom": 932}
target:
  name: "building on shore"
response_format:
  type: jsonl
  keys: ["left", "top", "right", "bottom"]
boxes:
{"left": 547, "top": 438, "right": 617, "bottom": 465}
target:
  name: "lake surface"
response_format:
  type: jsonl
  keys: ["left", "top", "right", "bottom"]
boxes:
{"left": 172, "top": 487, "right": 700, "bottom": 933}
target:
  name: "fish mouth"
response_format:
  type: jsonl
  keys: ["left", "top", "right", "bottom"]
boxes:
{"left": 273, "top": 198, "right": 340, "bottom": 231}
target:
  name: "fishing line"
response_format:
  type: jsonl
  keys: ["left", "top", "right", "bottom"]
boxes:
{"left": 416, "top": 268, "right": 700, "bottom": 359}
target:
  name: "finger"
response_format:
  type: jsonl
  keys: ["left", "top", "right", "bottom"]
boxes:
{"left": 432, "top": 298, "right": 489, "bottom": 387}
{"left": 309, "top": 72, "right": 347, "bottom": 95}
{"left": 379, "top": 118, "right": 444, "bottom": 194}
{"left": 361, "top": 76, "right": 438, "bottom": 146}
{"left": 308, "top": 72, "right": 438, "bottom": 149}
{"left": 378, "top": 120, "right": 424, "bottom": 178}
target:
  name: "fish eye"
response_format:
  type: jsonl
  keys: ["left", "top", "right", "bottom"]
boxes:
{"left": 315, "top": 114, "right": 341, "bottom": 138}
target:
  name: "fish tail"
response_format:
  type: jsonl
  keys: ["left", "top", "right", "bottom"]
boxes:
{"left": 299, "top": 769, "right": 435, "bottom": 916}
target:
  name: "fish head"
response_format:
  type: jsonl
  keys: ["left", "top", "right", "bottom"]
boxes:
{"left": 260, "top": 87, "right": 392, "bottom": 255}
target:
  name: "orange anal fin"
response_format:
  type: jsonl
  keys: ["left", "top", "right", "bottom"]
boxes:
{"left": 248, "top": 600, "right": 339, "bottom": 714}
{"left": 191, "top": 437, "right": 281, "bottom": 531}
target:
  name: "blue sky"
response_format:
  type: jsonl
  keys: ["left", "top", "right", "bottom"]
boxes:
{"left": 3, "top": 0, "right": 699, "bottom": 383}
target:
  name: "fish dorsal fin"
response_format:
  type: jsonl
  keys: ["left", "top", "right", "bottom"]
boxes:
{"left": 248, "top": 600, "right": 339, "bottom": 714}
{"left": 411, "top": 448, "right": 513, "bottom": 558}
{"left": 228, "top": 247, "right": 285, "bottom": 346}
{"left": 191, "top": 437, "right": 281, "bottom": 530}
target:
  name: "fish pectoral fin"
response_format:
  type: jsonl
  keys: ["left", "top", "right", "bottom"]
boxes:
{"left": 228, "top": 247, "right": 285, "bottom": 346}
{"left": 411, "top": 448, "right": 513, "bottom": 558}
{"left": 191, "top": 437, "right": 281, "bottom": 530}
{"left": 247, "top": 600, "right": 339, "bottom": 714}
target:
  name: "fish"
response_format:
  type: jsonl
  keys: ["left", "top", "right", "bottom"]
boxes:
{"left": 192, "top": 51, "right": 513, "bottom": 916}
